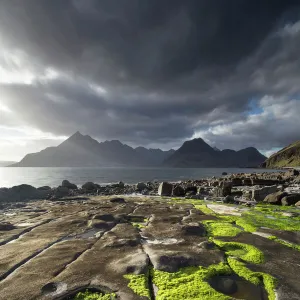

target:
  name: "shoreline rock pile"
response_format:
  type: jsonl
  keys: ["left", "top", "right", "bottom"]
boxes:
{"left": 1, "top": 169, "right": 300, "bottom": 208}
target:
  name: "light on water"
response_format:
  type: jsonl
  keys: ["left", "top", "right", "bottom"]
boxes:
{"left": 0, "top": 167, "right": 278, "bottom": 188}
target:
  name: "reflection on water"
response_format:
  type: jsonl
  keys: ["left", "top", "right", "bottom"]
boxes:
{"left": 0, "top": 167, "right": 278, "bottom": 188}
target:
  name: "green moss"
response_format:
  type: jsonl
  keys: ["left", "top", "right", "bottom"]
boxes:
{"left": 74, "top": 290, "right": 116, "bottom": 300}
{"left": 227, "top": 258, "right": 277, "bottom": 300}
{"left": 213, "top": 240, "right": 264, "bottom": 264}
{"left": 194, "top": 204, "right": 215, "bottom": 215}
{"left": 219, "top": 215, "right": 258, "bottom": 232}
{"left": 131, "top": 222, "right": 146, "bottom": 229}
{"left": 203, "top": 220, "right": 242, "bottom": 237}
{"left": 152, "top": 263, "right": 232, "bottom": 300}
{"left": 268, "top": 235, "right": 300, "bottom": 252}
{"left": 124, "top": 273, "right": 151, "bottom": 299}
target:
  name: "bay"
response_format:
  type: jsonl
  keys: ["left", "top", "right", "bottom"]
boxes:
{"left": 0, "top": 167, "right": 278, "bottom": 188}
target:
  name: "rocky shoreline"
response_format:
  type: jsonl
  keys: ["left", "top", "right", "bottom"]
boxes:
{"left": 1, "top": 169, "right": 300, "bottom": 209}
{"left": 0, "top": 170, "right": 300, "bottom": 300}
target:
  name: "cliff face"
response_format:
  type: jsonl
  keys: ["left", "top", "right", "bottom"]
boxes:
{"left": 262, "top": 141, "right": 300, "bottom": 168}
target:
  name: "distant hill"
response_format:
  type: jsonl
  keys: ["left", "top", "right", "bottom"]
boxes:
{"left": 0, "top": 161, "right": 17, "bottom": 167}
{"left": 10, "top": 132, "right": 174, "bottom": 167}
{"left": 262, "top": 141, "right": 300, "bottom": 168}
{"left": 163, "top": 138, "right": 266, "bottom": 167}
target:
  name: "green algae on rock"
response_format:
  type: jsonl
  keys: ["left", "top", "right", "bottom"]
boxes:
{"left": 203, "top": 220, "right": 242, "bottom": 237}
{"left": 227, "top": 258, "right": 277, "bottom": 300}
{"left": 74, "top": 290, "right": 116, "bottom": 300}
{"left": 124, "top": 273, "right": 151, "bottom": 299}
{"left": 214, "top": 240, "right": 277, "bottom": 300}
{"left": 268, "top": 235, "right": 300, "bottom": 252}
{"left": 152, "top": 263, "right": 232, "bottom": 300}
{"left": 213, "top": 240, "right": 264, "bottom": 264}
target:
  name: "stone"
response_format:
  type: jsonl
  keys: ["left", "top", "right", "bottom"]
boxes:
{"left": 158, "top": 182, "right": 173, "bottom": 196}
{"left": 210, "top": 277, "right": 238, "bottom": 295}
{"left": 198, "top": 241, "right": 216, "bottom": 250}
{"left": 118, "top": 181, "right": 125, "bottom": 188}
{"left": 263, "top": 191, "right": 288, "bottom": 205}
{"left": 172, "top": 185, "right": 185, "bottom": 197}
{"left": 231, "top": 178, "right": 243, "bottom": 186}
{"left": 110, "top": 197, "right": 126, "bottom": 203}
{"left": 93, "top": 214, "right": 115, "bottom": 222}
{"left": 185, "top": 186, "right": 198, "bottom": 195}
{"left": 213, "top": 186, "right": 231, "bottom": 197}
{"left": 223, "top": 195, "right": 235, "bottom": 204}
{"left": 54, "top": 186, "right": 70, "bottom": 198}
{"left": 222, "top": 172, "right": 228, "bottom": 175}
{"left": 136, "top": 182, "right": 147, "bottom": 191}
{"left": 88, "top": 220, "right": 115, "bottom": 230}
{"left": 295, "top": 201, "right": 300, "bottom": 206}
{"left": 0, "top": 222, "right": 15, "bottom": 231}
{"left": 281, "top": 194, "right": 300, "bottom": 206}
{"left": 251, "top": 185, "right": 278, "bottom": 202}
{"left": 62, "top": 180, "right": 77, "bottom": 190}
{"left": 82, "top": 182, "right": 98, "bottom": 191}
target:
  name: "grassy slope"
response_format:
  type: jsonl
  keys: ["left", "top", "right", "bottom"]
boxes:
{"left": 265, "top": 141, "right": 300, "bottom": 167}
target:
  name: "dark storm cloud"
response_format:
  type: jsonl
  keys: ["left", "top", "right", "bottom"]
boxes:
{"left": 0, "top": 0, "right": 300, "bottom": 150}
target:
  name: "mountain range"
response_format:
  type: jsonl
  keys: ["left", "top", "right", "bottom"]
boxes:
{"left": 9, "top": 132, "right": 267, "bottom": 168}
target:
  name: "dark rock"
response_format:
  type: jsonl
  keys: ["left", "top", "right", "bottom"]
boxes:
{"left": 118, "top": 181, "right": 125, "bottom": 188}
{"left": 136, "top": 182, "right": 147, "bottom": 191}
{"left": 222, "top": 172, "right": 228, "bottom": 175}
{"left": 93, "top": 214, "right": 115, "bottom": 222}
{"left": 209, "top": 276, "right": 238, "bottom": 295}
{"left": 0, "top": 222, "right": 15, "bottom": 231}
{"left": 198, "top": 241, "right": 215, "bottom": 250}
{"left": 182, "top": 224, "right": 206, "bottom": 236}
{"left": 56, "top": 186, "right": 70, "bottom": 197}
{"left": 62, "top": 180, "right": 77, "bottom": 190}
{"left": 82, "top": 182, "right": 98, "bottom": 191}
{"left": 172, "top": 185, "right": 185, "bottom": 197}
{"left": 88, "top": 220, "right": 115, "bottom": 230}
{"left": 158, "top": 182, "right": 173, "bottom": 196}
{"left": 263, "top": 191, "right": 288, "bottom": 205}
{"left": 281, "top": 194, "right": 300, "bottom": 206}
{"left": 110, "top": 197, "right": 126, "bottom": 203}
{"left": 223, "top": 195, "right": 235, "bottom": 203}
{"left": 185, "top": 186, "right": 198, "bottom": 195}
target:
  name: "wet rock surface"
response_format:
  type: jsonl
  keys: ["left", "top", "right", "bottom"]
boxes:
{"left": 0, "top": 194, "right": 299, "bottom": 300}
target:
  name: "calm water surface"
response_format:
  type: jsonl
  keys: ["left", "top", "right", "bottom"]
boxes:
{"left": 0, "top": 167, "right": 278, "bottom": 188}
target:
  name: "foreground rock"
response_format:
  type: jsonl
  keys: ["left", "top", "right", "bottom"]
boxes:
{"left": 0, "top": 195, "right": 299, "bottom": 300}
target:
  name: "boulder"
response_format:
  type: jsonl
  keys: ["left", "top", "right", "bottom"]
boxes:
{"left": 62, "top": 180, "right": 77, "bottom": 190}
{"left": 251, "top": 185, "right": 278, "bottom": 202}
{"left": 0, "top": 222, "right": 15, "bottom": 231}
{"left": 54, "top": 186, "right": 70, "bottom": 198}
{"left": 295, "top": 201, "right": 300, "bottom": 206}
{"left": 172, "top": 185, "right": 185, "bottom": 197}
{"left": 209, "top": 277, "right": 238, "bottom": 295}
{"left": 222, "top": 172, "right": 228, "bottom": 175}
{"left": 223, "top": 195, "right": 235, "bottom": 204}
{"left": 231, "top": 178, "right": 243, "bottom": 186}
{"left": 185, "top": 186, "right": 198, "bottom": 195}
{"left": 110, "top": 197, "right": 126, "bottom": 204}
{"left": 136, "top": 182, "right": 147, "bottom": 191}
{"left": 263, "top": 191, "right": 288, "bottom": 205}
{"left": 82, "top": 182, "right": 98, "bottom": 191}
{"left": 158, "top": 182, "right": 173, "bottom": 196}
{"left": 118, "top": 181, "right": 125, "bottom": 188}
{"left": 281, "top": 194, "right": 300, "bottom": 206}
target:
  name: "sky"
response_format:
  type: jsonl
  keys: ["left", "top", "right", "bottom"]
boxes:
{"left": 1, "top": 0, "right": 300, "bottom": 161}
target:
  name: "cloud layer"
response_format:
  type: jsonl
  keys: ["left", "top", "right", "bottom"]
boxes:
{"left": 0, "top": 0, "right": 300, "bottom": 159}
